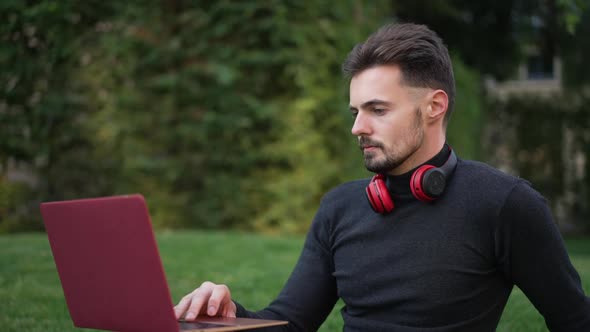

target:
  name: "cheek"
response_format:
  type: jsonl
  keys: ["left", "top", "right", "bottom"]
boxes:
{"left": 381, "top": 116, "right": 421, "bottom": 144}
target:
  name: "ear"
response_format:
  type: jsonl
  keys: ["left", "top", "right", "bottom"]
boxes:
{"left": 424, "top": 89, "right": 448, "bottom": 124}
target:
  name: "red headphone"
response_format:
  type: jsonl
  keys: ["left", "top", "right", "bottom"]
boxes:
{"left": 365, "top": 147, "right": 458, "bottom": 214}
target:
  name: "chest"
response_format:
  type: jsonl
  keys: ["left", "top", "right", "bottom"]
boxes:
{"left": 330, "top": 200, "right": 507, "bottom": 319}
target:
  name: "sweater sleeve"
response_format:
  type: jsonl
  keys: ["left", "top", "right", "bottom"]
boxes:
{"left": 233, "top": 204, "right": 339, "bottom": 331}
{"left": 498, "top": 181, "right": 590, "bottom": 331}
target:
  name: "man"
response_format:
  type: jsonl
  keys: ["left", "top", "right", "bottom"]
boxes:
{"left": 174, "top": 23, "right": 590, "bottom": 331}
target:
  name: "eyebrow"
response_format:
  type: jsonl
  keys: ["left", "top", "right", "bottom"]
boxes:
{"left": 349, "top": 99, "right": 393, "bottom": 111}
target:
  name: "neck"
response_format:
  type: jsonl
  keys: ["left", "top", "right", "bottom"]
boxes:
{"left": 387, "top": 134, "right": 446, "bottom": 176}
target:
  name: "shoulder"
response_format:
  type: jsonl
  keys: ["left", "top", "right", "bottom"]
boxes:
{"left": 448, "top": 159, "right": 539, "bottom": 214}
{"left": 320, "top": 178, "right": 369, "bottom": 207}
{"left": 309, "top": 178, "right": 374, "bottom": 225}
{"left": 306, "top": 178, "right": 371, "bottom": 242}
{"left": 453, "top": 158, "right": 553, "bottom": 217}
{"left": 454, "top": 159, "right": 528, "bottom": 192}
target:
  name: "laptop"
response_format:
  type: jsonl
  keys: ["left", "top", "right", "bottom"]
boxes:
{"left": 40, "top": 194, "right": 288, "bottom": 332}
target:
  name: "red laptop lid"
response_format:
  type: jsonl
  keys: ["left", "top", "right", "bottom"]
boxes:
{"left": 40, "top": 194, "right": 179, "bottom": 332}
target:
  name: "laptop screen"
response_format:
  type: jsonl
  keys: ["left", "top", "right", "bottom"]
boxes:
{"left": 41, "top": 195, "right": 179, "bottom": 332}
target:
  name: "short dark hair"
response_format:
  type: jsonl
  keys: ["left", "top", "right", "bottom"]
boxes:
{"left": 342, "top": 23, "right": 455, "bottom": 124}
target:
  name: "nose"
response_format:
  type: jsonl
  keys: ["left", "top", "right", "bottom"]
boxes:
{"left": 351, "top": 111, "right": 371, "bottom": 137}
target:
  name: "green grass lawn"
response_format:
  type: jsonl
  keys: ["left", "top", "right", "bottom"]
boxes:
{"left": 1, "top": 231, "right": 589, "bottom": 331}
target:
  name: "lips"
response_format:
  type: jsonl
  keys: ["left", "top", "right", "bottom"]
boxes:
{"left": 361, "top": 145, "right": 378, "bottom": 151}
{"left": 359, "top": 138, "right": 382, "bottom": 151}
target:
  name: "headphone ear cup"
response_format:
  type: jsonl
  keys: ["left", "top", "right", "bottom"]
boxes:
{"left": 410, "top": 165, "right": 436, "bottom": 202}
{"left": 421, "top": 168, "right": 447, "bottom": 198}
{"left": 366, "top": 174, "right": 395, "bottom": 214}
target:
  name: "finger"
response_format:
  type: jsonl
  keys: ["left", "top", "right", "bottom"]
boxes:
{"left": 173, "top": 294, "right": 193, "bottom": 320}
{"left": 207, "top": 284, "right": 231, "bottom": 316}
{"left": 185, "top": 285, "right": 213, "bottom": 321}
{"left": 220, "top": 300, "right": 237, "bottom": 318}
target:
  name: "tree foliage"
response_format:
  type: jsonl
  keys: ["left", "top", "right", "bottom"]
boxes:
{"left": 0, "top": 1, "right": 122, "bottom": 231}
{"left": 1, "top": 1, "right": 509, "bottom": 233}
{"left": 0, "top": 1, "right": 391, "bottom": 232}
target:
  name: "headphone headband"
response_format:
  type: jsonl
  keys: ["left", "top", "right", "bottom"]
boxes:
{"left": 438, "top": 147, "right": 457, "bottom": 178}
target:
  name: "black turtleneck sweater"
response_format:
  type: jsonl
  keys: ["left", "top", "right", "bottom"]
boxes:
{"left": 235, "top": 148, "right": 590, "bottom": 331}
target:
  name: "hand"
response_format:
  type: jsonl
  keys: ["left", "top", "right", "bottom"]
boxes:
{"left": 174, "top": 281, "right": 237, "bottom": 321}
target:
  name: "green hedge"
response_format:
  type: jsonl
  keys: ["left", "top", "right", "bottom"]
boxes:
{"left": 0, "top": 2, "right": 485, "bottom": 233}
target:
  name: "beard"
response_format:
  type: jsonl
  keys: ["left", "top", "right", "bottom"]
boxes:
{"left": 360, "top": 107, "right": 424, "bottom": 174}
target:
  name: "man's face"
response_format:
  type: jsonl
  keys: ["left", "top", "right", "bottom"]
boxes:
{"left": 349, "top": 65, "right": 426, "bottom": 174}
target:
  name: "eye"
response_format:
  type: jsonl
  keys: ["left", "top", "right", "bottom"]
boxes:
{"left": 373, "top": 108, "right": 386, "bottom": 115}
{"left": 351, "top": 110, "right": 358, "bottom": 119}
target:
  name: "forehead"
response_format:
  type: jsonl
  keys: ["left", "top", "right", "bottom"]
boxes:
{"left": 350, "top": 65, "right": 403, "bottom": 90}
{"left": 349, "top": 65, "right": 424, "bottom": 106}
